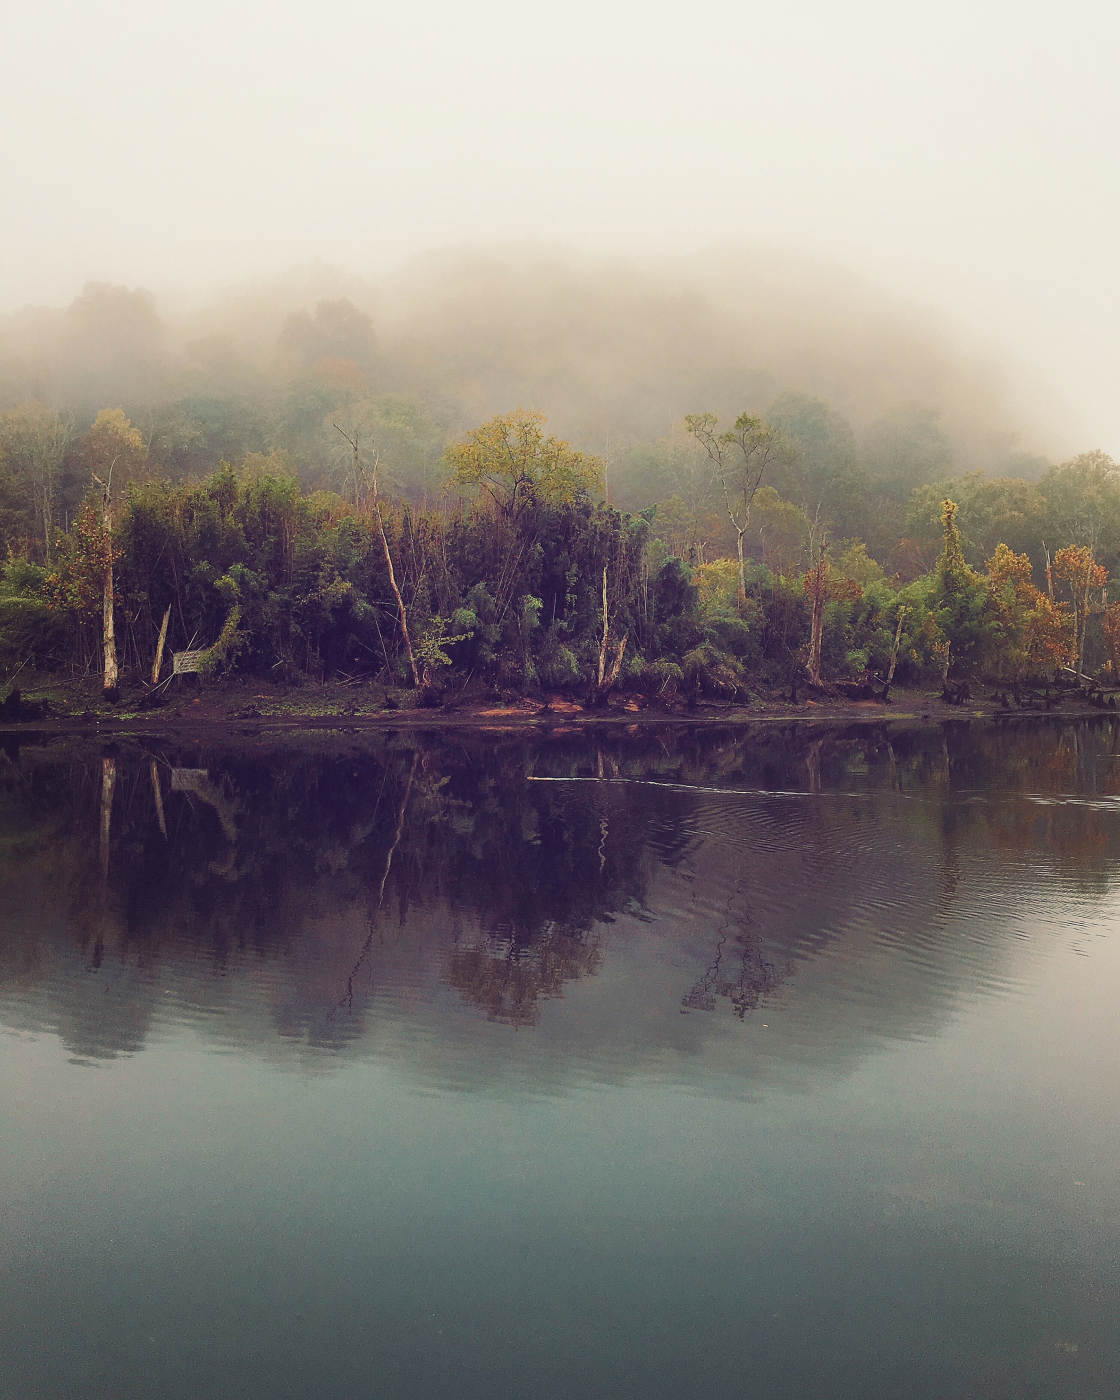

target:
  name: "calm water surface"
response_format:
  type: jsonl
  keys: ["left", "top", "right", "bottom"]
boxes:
{"left": 2, "top": 719, "right": 1120, "bottom": 1399}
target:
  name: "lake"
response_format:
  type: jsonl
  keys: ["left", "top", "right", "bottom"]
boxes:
{"left": 2, "top": 718, "right": 1119, "bottom": 1399}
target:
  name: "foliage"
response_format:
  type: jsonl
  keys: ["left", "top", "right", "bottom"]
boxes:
{"left": 2, "top": 378, "right": 1118, "bottom": 701}
{"left": 79, "top": 408, "right": 148, "bottom": 493}
{"left": 985, "top": 543, "right": 1072, "bottom": 680}
{"left": 694, "top": 558, "right": 740, "bottom": 617}
{"left": 834, "top": 541, "right": 884, "bottom": 587}
{"left": 1052, "top": 543, "right": 1109, "bottom": 674}
{"left": 752, "top": 486, "right": 810, "bottom": 574}
{"left": 417, "top": 614, "right": 475, "bottom": 673}
{"left": 931, "top": 499, "right": 995, "bottom": 679}
{"left": 863, "top": 404, "right": 953, "bottom": 489}
{"left": 197, "top": 606, "right": 247, "bottom": 677}
{"left": 0, "top": 559, "right": 69, "bottom": 667}
{"left": 682, "top": 642, "right": 742, "bottom": 698}
{"left": 444, "top": 411, "right": 603, "bottom": 518}
{"left": 908, "top": 474, "right": 1046, "bottom": 566}
{"left": 0, "top": 402, "right": 71, "bottom": 558}
{"left": 43, "top": 503, "right": 117, "bottom": 615}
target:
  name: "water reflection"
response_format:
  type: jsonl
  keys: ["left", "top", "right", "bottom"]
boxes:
{"left": 3, "top": 719, "right": 1120, "bottom": 1080}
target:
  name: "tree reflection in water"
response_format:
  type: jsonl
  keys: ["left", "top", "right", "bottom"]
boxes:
{"left": 2, "top": 717, "right": 1120, "bottom": 1064}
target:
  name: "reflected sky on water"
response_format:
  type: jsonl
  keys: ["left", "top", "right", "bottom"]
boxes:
{"left": 2, "top": 720, "right": 1120, "bottom": 1398}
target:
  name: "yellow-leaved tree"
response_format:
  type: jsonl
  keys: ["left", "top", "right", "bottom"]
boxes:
{"left": 444, "top": 410, "right": 603, "bottom": 520}
{"left": 985, "top": 543, "right": 1073, "bottom": 681}
{"left": 1052, "top": 544, "right": 1108, "bottom": 678}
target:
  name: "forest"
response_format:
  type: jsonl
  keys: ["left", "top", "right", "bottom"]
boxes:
{"left": 1, "top": 267, "right": 1117, "bottom": 707}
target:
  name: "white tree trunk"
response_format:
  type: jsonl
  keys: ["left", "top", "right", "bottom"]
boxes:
{"left": 101, "top": 489, "right": 118, "bottom": 696}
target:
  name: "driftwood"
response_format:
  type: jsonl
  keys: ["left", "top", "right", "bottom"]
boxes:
{"left": 990, "top": 683, "right": 1062, "bottom": 712}
{"left": 835, "top": 674, "right": 892, "bottom": 703}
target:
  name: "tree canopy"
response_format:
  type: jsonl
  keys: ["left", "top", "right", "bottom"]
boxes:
{"left": 445, "top": 410, "right": 603, "bottom": 518}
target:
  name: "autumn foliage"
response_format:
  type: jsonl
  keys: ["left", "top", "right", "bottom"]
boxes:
{"left": 43, "top": 503, "right": 118, "bottom": 615}
{"left": 1052, "top": 545, "right": 1108, "bottom": 675}
{"left": 985, "top": 543, "right": 1073, "bottom": 679}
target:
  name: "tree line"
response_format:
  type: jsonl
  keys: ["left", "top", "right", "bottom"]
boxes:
{"left": 2, "top": 361, "right": 1119, "bottom": 703}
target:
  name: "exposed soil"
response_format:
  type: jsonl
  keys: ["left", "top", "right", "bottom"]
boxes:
{"left": 0, "top": 675, "right": 1112, "bottom": 739}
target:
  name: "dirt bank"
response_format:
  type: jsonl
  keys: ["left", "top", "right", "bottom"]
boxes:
{"left": 1, "top": 677, "right": 1112, "bottom": 739}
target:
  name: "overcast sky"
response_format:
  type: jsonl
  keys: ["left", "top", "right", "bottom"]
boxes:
{"left": 3, "top": 0, "right": 1117, "bottom": 453}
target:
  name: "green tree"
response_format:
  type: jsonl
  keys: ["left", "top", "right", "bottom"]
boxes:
{"left": 0, "top": 403, "right": 72, "bottom": 561}
{"left": 766, "top": 392, "right": 872, "bottom": 541}
{"left": 0, "top": 559, "right": 68, "bottom": 671}
{"left": 932, "top": 499, "right": 993, "bottom": 683}
{"left": 908, "top": 473, "right": 1047, "bottom": 567}
{"left": 445, "top": 411, "right": 603, "bottom": 519}
{"left": 751, "top": 486, "right": 811, "bottom": 576}
{"left": 863, "top": 404, "right": 954, "bottom": 490}
{"left": 685, "top": 412, "right": 785, "bottom": 611}
{"left": 1039, "top": 451, "right": 1120, "bottom": 573}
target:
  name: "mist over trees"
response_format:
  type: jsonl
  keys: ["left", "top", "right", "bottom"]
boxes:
{"left": 0, "top": 246, "right": 1116, "bottom": 699}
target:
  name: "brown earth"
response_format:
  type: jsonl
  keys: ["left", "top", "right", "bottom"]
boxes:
{"left": 0, "top": 676, "right": 1112, "bottom": 738}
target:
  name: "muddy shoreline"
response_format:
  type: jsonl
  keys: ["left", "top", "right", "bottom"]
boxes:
{"left": 1, "top": 679, "right": 1112, "bottom": 741}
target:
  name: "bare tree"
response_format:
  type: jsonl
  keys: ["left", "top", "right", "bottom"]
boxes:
{"left": 804, "top": 525, "right": 828, "bottom": 689}
{"left": 90, "top": 463, "right": 119, "bottom": 697}
{"left": 595, "top": 565, "right": 628, "bottom": 703}
{"left": 334, "top": 424, "right": 420, "bottom": 688}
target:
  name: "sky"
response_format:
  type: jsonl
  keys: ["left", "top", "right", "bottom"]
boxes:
{"left": 2, "top": 0, "right": 1118, "bottom": 454}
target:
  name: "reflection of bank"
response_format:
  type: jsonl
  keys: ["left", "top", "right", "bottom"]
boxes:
{"left": 170, "top": 767, "right": 238, "bottom": 845}
{"left": 99, "top": 756, "right": 115, "bottom": 886}
{"left": 0, "top": 724, "right": 1117, "bottom": 1080}
{"left": 91, "top": 755, "right": 117, "bottom": 970}
{"left": 168, "top": 766, "right": 240, "bottom": 876}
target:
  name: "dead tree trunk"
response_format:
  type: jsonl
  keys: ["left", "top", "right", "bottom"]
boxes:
{"left": 376, "top": 494, "right": 421, "bottom": 690}
{"left": 806, "top": 564, "right": 825, "bottom": 688}
{"left": 886, "top": 605, "right": 909, "bottom": 685}
{"left": 335, "top": 425, "right": 420, "bottom": 688}
{"left": 735, "top": 527, "right": 747, "bottom": 611}
{"left": 93, "top": 467, "right": 119, "bottom": 699}
{"left": 804, "top": 530, "right": 828, "bottom": 689}
{"left": 595, "top": 564, "right": 629, "bottom": 703}
{"left": 151, "top": 604, "right": 171, "bottom": 686}
{"left": 597, "top": 567, "right": 610, "bottom": 690}
{"left": 1075, "top": 554, "right": 1094, "bottom": 679}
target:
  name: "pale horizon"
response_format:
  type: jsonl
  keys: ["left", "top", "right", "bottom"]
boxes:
{"left": 3, "top": 0, "right": 1117, "bottom": 454}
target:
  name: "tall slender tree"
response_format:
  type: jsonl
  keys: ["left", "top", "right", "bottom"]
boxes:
{"left": 334, "top": 424, "right": 420, "bottom": 688}
{"left": 685, "top": 413, "right": 783, "bottom": 612}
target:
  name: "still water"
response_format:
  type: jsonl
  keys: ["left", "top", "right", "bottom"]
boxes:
{"left": 2, "top": 719, "right": 1119, "bottom": 1399}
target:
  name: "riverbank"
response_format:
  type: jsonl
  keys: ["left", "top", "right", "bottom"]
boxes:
{"left": 1, "top": 675, "right": 1112, "bottom": 737}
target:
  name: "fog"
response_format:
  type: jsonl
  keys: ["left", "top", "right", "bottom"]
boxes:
{"left": 0, "top": 245, "right": 1076, "bottom": 476}
{"left": 2, "top": 0, "right": 1117, "bottom": 454}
